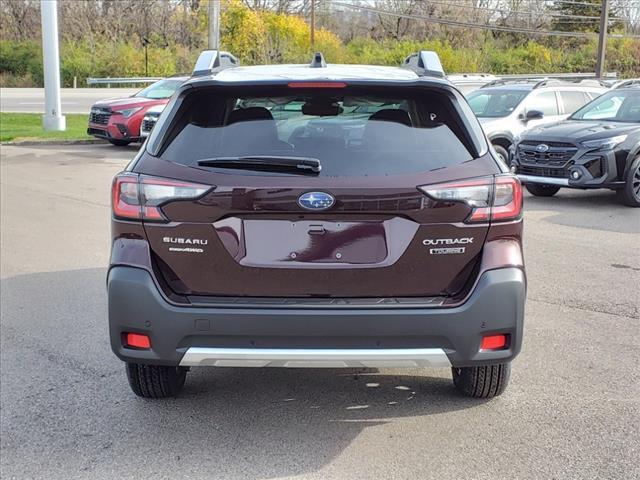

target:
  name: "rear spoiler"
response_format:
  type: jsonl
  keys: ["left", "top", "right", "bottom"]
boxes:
{"left": 192, "top": 50, "right": 239, "bottom": 77}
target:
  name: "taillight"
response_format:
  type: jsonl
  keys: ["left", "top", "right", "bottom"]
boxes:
{"left": 111, "top": 173, "right": 211, "bottom": 222}
{"left": 418, "top": 175, "right": 522, "bottom": 223}
{"left": 112, "top": 174, "right": 141, "bottom": 220}
{"left": 491, "top": 175, "right": 523, "bottom": 221}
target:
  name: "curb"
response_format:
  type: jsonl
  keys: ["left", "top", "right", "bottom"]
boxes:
{"left": 1, "top": 138, "right": 109, "bottom": 146}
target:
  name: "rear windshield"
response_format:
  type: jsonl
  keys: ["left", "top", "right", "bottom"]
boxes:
{"left": 155, "top": 87, "right": 480, "bottom": 177}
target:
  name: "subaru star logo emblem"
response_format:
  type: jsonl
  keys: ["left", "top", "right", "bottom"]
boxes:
{"left": 298, "top": 192, "right": 335, "bottom": 210}
{"left": 535, "top": 144, "right": 549, "bottom": 153}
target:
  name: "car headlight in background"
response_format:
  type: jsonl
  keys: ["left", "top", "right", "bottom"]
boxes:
{"left": 115, "top": 107, "right": 143, "bottom": 118}
{"left": 581, "top": 135, "right": 627, "bottom": 151}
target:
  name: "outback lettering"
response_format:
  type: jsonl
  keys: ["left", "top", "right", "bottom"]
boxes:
{"left": 423, "top": 238, "right": 474, "bottom": 246}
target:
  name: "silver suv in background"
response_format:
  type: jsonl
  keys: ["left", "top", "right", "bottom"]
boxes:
{"left": 467, "top": 79, "right": 608, "bottom": 163}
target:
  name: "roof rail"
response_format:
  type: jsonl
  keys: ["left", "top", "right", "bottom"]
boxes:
{"left": 310, "top": 52, "right": 327, "bottom": 68}
{"left": 192, "top": 50, "right": 239, "bottom": 77}
{"left": 402, "top": 51, "right": 445, "bottom": 78}
{"left": 533, "top": 78, "right": 562, "bottom": 89}
{"left": 578, "top": 79, "right": 610, "bottom": 87}
{"left": 614, "top": 78, "right": 640, "bottom": 89}
{"left": 480, "top": 78, "right": 536, "bottom": 88}
{"left": 481, "top": 78, "right": 579, "bottom": 89}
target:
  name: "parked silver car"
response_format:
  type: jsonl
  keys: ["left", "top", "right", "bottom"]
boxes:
{"left": 467, "top": 79, "right": 607, "bottom": 163}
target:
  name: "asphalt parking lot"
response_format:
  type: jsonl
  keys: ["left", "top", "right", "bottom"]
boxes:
{"left": 1, "top": 144, "right": 639, "bottom": 480}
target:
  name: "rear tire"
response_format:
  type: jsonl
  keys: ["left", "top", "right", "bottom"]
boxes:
{"left": 452, "top": 363, "right": 511, "bottom": 398}
{"left": 525, "top": 183, "right": 561, "bottom": 197}
{"left": 109, "top": 139, "right": 131, "bottom": 147}
{"left": 125, "top": 363, "right": 187, "bottom": 398}
{"left": 616, "top": 156, "right": 640, "bottom": 207}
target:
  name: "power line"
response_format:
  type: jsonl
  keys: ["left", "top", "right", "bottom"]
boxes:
{"left": 551, "top": 0, "right": 611, "bottom": 6}
{"left": 545, "top": 0, "right": 639, "bottom": 6}
{"left": 333, "top": 1, "right": 640, "bottom": 38}
{"left": 408, "top": 0, "right": 625, "bottom": 21}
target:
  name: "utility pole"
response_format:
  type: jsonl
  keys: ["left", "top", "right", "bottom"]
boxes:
{"left": 40, "top": 0, "right": 65, "bottom": 131}
{"left": 310, "top": 0, "right": 315, "bottom": 49}
{"left": 142, "top": 38, "right": 150, "bottom": 77}
{"left": 595, "top": 0, "right": 610, "bottom": 79}
{"left": 208, "top": 0, "right": 220, "bottom": 49}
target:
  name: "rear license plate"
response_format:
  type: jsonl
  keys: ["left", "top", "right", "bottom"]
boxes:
{"left": 242, "top": 220, "right": 388, "bottom": 266}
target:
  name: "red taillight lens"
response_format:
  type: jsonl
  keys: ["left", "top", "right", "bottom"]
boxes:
{"left": 491, "top": 175, "right": 522, "bottom": 221}
{"left": 125, "top": 332, "right": 151, "bottom": 349}
{"left": 418, "top": 175, "right": 522, "bottom": 223}
{"left": 480, "top": 334, "right": 508, "bottom": 351}
{"left": 112, "top": 173, "right": 212, "bottom": 222}
{"left": 112, "top": 174, "right": 141, "bottom": 220}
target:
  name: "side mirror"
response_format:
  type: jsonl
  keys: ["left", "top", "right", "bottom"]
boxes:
{"left": 525, "top": 110, "right": 544, "bottom": 121}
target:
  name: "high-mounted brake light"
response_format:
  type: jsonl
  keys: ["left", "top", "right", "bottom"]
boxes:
{"left": 111, "top": 174, "right": 211, "bottom": 222}
{"left": 287, "top": 82, "right": 347, "bottom": 88}
{"left": 418, "top": 175, "right": 522, "bottom": 223}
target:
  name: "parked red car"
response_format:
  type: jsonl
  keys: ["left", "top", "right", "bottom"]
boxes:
{"left": 87, "top": 77, "right": 187, "bottom": 146}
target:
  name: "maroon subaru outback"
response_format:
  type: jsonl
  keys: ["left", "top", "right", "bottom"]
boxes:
{"left": 109, "top": 51, "right": 526, "bottom": 399}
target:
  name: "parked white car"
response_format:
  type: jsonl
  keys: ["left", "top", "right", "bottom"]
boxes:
{"left": 466, "top": 79, "right": 608, "bottom": 163}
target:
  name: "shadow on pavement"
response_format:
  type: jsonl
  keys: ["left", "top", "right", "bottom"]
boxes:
{"left": 1, "top": 268, "right": 487, "bottom": 479}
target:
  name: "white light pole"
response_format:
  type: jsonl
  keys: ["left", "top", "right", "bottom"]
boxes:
{"left": 40, "top": 0, "right": 65, "bottom": 131}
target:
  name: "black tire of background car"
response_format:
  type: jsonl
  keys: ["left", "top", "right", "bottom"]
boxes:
{"left": 525, "top": 184, "right": 561, "bottom": 197}
{"left": 616, "top": 155, "right": 640, "bottom": 207}
{"left": 492, "top": 144, "right": 509, "bottom": 164}
{"left": 109, "top": 139, "right": 132, "bottom": 147}
{"left": 125, "top": 363, "right": 187, "bottom": 398}
{"left": 452, "top": 363, "right": 511, "bottom": 398}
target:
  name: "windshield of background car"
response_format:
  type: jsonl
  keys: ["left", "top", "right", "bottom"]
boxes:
{"left": 570, "top": 90, "right": 640, "bottom": 123}
{"left": 135, "top": 79, "right": 183, "bottom": 99}
{"left": 467, "top": 89, "right": 529, "bottom": 118}
{"left": 155, "top": 87, "right": 481, "bottom": 177}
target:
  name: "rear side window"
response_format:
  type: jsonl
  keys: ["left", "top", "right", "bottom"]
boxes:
{"left": 157, "top": 87, "right": 478, "bottom": 177}
{"left": 531, "top": 91, "right": 559, "bottom": 116}
{"left": 560, "top": 91, "right": 590, "bottom": 113}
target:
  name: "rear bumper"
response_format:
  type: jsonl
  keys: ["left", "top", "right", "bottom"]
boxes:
{"left": 108, "top": 266, "right": 526, "bottom": 368}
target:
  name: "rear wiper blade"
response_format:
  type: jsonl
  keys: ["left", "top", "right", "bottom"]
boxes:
{"left": 197, "top": 156, "right": 321, "bottom": 174}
